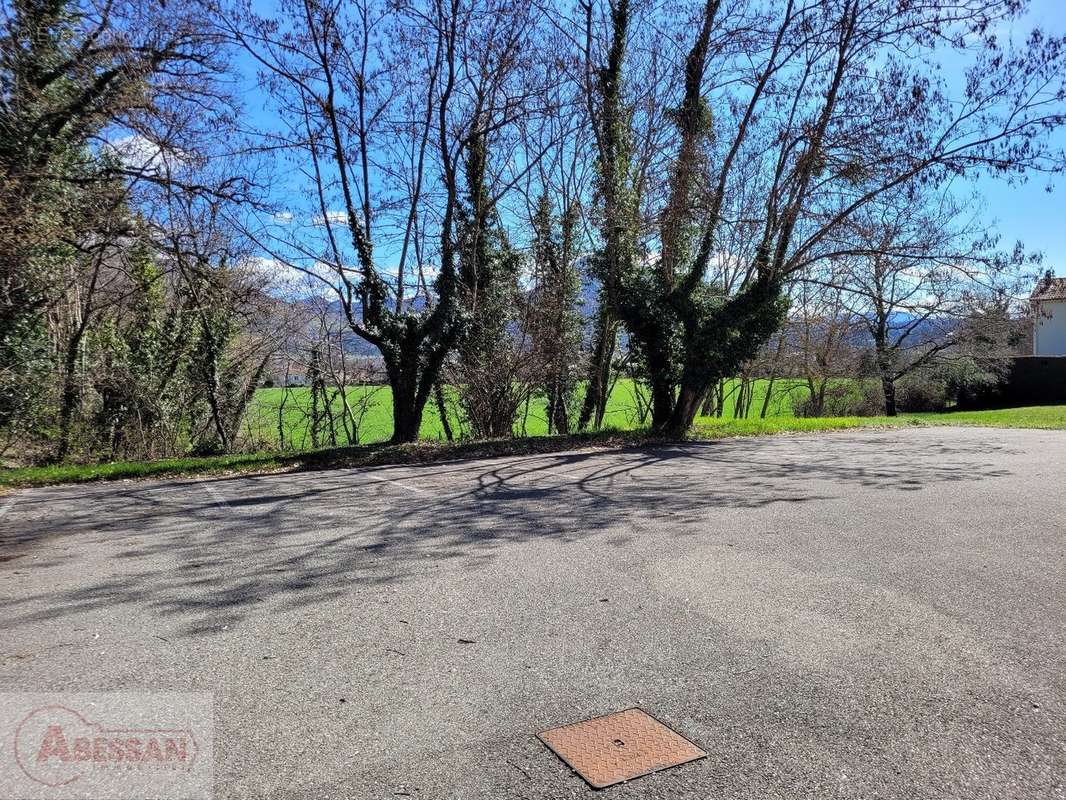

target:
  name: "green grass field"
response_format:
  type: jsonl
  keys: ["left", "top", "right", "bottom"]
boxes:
{"left": 244, "top": 378, "right": 810, "bottom": 448}
{"left": 247, "top": 380, "right": 1066, "bottom": 449}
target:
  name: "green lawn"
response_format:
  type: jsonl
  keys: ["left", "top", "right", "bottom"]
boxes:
{"left": 903, "top": 405, "right": 1066, "bottom": 429}
{"left": 247, "top": 382, "right": 1066, "bottom": 449}
{"left": 691, "top": 414, "right": 905, "bottom": 438}
{"left": 245, "top": 378, "right": 809, "bottom": 448}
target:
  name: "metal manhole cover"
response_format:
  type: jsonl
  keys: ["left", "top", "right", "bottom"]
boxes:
{"left": 537, "top": 708, "right": 707, "bottom": 789}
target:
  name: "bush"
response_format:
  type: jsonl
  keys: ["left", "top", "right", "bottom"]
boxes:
{"left": 896, "top": 358, "right": 1007, "bottom": 413}
{"left": 895, "top": 377, "right": 949, "bottom": 413}
{"left": 792, "top": 380, "right": 884, "bottom": 417}
{"left": 189, "top": 439, "right": 225, "bottom": 458}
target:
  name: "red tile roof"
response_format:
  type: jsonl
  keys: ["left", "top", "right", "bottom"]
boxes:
{"left": 1031, "top": 276, "right": 1066, "bottom": 301}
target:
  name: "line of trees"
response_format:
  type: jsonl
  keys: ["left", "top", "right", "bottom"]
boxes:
{"left": 2, "top": 0, "right": 1063, "bottom": 463}
{"left": 0, "top": 0, "right": 288, "bottom": 461}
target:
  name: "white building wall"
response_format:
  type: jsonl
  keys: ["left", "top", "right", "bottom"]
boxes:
{"left": 1034, "top": 299, "right": 1066, "bottom": 356}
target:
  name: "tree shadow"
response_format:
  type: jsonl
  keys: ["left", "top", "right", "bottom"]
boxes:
{"left": 0, "top": 432, "right": 1013, "bottom": 638}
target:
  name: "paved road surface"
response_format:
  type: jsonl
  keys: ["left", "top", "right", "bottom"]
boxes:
{"left": 2, "top": 427, "right": 1064, "bottom": 798}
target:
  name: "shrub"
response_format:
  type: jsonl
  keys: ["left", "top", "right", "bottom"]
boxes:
{"left": 792, "top": 380, "right": 884, "bottom": 417}
{"left": 896, "top": 357, "right": 1007, "bottom": 413}
{"left": 896, "top": 376, "right": 950, "bottom": 413}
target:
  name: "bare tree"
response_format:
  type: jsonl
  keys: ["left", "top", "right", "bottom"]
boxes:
{"left": 785, "top": 279, "right": 864, "bottom": 417}
{"left": 227, "top": 0, "right": 546, "bottom": 443}
{"left": 833, "top": 190, "right": 1036, "bottom": 415}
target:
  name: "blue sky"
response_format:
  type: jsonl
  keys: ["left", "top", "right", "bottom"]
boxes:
{"left": 233, "top": 0, "right": 1066, "bottom": 280}
{"left": 970, "top": 0, "right": 1066, "bottom": 276}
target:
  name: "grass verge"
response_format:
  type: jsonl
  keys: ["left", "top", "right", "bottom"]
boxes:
{"left": 691, "top": 415, "right": 904, "bottom": 439}
{"left": 904, "top": 405, "right": 1066, "bottom": 429}
{"left": 0, "top": 418, "right": 891, "bottom": 490}
{"left": 246, "top": 377, "right": 808, "bottom": 447}
{"left": 4, "top": 405, "right": 1063, "bottom": 491}
{"left": 0, "top": 428, "right": 651, "bottom": 490}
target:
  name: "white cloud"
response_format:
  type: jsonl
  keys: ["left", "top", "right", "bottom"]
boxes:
{"left": 273, "top": 211, "right": 295, "bottom": 224}
{"left": 312, "top": 210, "right": 349, "bottom": 227}
{"left": 246, "top": 256, "right": 306, "bottom": 291}
{"left": 106, "top": 134, "right": 188, "bottom": 175}
{"left": 243, "top": 255, "right": 338, "bottom": 300}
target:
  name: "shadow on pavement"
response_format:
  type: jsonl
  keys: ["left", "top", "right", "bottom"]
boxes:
{"left": 0, "top": 433, "right": 1013, "bottom": 637}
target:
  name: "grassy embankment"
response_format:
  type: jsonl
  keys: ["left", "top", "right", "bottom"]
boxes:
{"left": 2, "top": 377, "right": 1063, "bottom": 490}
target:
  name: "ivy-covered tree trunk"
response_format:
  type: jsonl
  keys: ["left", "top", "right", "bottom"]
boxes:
{"left": 433, "top": 382, "right": 454, "bottom": 441}
{"left": 376, "top": 309, "right": 459, "bottom": 446}
{"left": 531, "top": 196, "right": 581, "bottom": 436}
{"left": 642, "top": 335, "right": 678, "bottom": 431}
{"left": 53, "top": 256, "right": 103, "bottom": 461}
{"left": 872, "top": 313, "right": 899, "bottom": 417}
{"left": 449, "top": 123, "right": 526, "bottom": 440}
{"left": 586, "top": 0, "right": 845, "bottom": 438}
{"left": 578, "top": 306, "right": 618, "bottom": 430}
{"left": 660, "top": 275, "right": 787, "bottom": 436}
{"left": 387, "top": 358, "right": 423, "bottom": 444}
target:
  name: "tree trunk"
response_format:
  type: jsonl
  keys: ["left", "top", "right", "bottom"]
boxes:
{"left": 700, "top": 387, "right": 717, "bottom": 417}
{"left": 733, "top": 377, "right": 750, "bottom": 419}
{"left": 760, "top": 376, "right": 776, "bottom": 418}
{"left": 54, "top": 333, "right": 83, "bottom": 462}
{"left": 386, "top": 330, "right": 454, "bottom": 445}
{"left": 546, "top": 383, "right": 558, "bottom": 435}
{"left": 578, "top": 308, "right": 617, "bottom": 430}
{"left": 325, "top": 389, "right": 339, "bottom": 446}
{"left": 760, "top": 336, "right": 784, "bottom": 418}
{"left": 662, "top": 382, "right": 705, "bottom": 438}
{"left": 53, "top": 254, "right": 105, "bottom": 462}
{"left": 277, "top": 384, "right": 290, "bottom": 449}
{"left": 310, "top": 381, "right": 321, "bottom": 449}
{"left": 390, "top": 387, "right": 423, "bottom": 443}
{"left": 875, "top": 339, "right": 897, "bottom": 417}
{"left": 546, "top": 375, "right": 571, "bottom": 435}
{"left": 434, "top": 382, "right": 454, "bottom": 441}
{"left": 647, "top": 366, "right": 676, "bottom": 431}
{"left": 554, "top": 392, "right": 570, "bottom": 434}
{"left": 882, "top": 374, "right": 897, "bottom": 417}
{"left": 205, "top": 387, "right": 230, "bottom": 452}
{"left": 389, "top": 361, "right": 423, "bottom": 444}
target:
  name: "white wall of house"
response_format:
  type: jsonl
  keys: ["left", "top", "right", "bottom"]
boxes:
{"left": 1034, "top": 299, "right": 1066, "bottom": 356}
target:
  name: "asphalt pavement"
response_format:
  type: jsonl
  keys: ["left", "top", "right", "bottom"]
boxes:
{"left": 1, "top": 426, "right": 1064, "bottom": 798}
